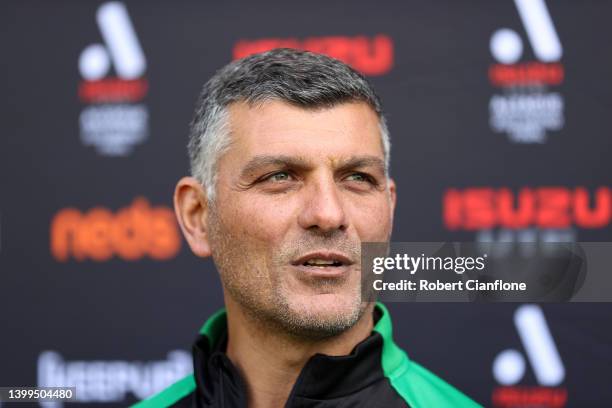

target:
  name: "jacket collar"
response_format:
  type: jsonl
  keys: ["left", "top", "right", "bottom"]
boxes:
{"left": 192, "top": 303, "right": 401, "bottom": 406}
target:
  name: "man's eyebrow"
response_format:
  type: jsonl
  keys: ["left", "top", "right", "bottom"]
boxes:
{"left": 239, "top": 154, "right": 386, "bottom": 179}
{"left": 335, "top": 156, "right": 386, "bottom": 174}
{"left": 239, "top": 155, "right": 311, "bottom": 178}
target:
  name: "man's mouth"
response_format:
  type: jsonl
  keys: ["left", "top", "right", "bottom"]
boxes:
{"left": 302, "top": 259, "right": 344, "bottom": 267}
{"left": 291, "top": 251, "right": 354, "bottom": 276}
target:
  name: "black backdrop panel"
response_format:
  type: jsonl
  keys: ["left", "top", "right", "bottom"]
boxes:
{"left": 1, "top": 1, "right": 611, "bottom": 407}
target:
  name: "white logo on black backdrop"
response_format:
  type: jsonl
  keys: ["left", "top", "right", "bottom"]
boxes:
{"left": 488, "top": 0, "right": 564, "bottom": 144}
{"left": 78, "top": 2, "right": 149, "bottom": 156}
{"left": 37, "top": 350, "right": 191, "bottom": 407}
{"left": 490, "top": 304, "right": 568, "bottom": 407}
{"left": 493, "top": 304, "right": 565, "bottom": 386}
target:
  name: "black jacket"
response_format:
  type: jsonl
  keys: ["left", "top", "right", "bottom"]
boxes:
{"left": 133, "top": 303, "right": 481, "bottom": 407}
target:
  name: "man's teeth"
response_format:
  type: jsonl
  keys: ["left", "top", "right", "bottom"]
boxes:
{"left": 303, "top": 259, "right": 341, "bottom": 267}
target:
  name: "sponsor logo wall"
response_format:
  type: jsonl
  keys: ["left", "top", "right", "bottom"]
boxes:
{"left": 1, "top": 1, "right": 611, "bottom": 407}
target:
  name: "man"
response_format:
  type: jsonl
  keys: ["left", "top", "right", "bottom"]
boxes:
{"left": 135, "top": 49, "right": 480, "bottom": 407}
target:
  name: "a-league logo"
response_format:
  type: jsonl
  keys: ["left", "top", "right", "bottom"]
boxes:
{"left": 77, "top": 2, "right": 150, "bottom": 156}
{"left": 491, "top": 305, "right": 567, "bottom": 408}
{"left": 490, "top": 0, "right": 562, "bottom": 64}
{"left": 487, "top": 0, "right": 565, "bottom": 145}
{"left": 79, "top": 2, "right": 146, "bottom": 80}
{"left": 493, "top": 304, "right": 564, "bottom": 386}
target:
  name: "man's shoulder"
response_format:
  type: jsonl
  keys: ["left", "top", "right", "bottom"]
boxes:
{"left": 130, "top": 374, "right": 196, "bottom": 408}
{"left": 388, "top": 357, "right": 482, "bottom": 408}
{"left": 373, "top": 303, "right": 482, "bottom": 407}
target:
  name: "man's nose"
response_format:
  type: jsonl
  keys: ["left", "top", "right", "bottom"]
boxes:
{"left": 297, "top": 175, "right": 348, "bottom": 233}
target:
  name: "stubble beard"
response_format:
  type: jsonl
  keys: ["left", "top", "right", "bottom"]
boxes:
{"left": 207, "top": 204, "right": 368, "bottom": 341}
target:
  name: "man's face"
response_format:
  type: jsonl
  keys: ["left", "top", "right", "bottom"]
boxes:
{"left": 207, "top": 100, "right": 396, "bottom": 338}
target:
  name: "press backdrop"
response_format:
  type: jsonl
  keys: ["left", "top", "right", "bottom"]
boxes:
{"left": 1, "top": 1, "right": 611, "bottom": 407}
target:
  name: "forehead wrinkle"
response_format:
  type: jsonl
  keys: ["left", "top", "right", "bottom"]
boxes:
{"left": 239, "top": 154, "right": 313, "bottom": 178}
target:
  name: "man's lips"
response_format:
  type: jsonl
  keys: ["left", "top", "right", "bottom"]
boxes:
{"left": 291, "top": 251, "right": 354, "bottom": 266}
{"left": 290, "top": 251, "right": 354, "bottom": 277}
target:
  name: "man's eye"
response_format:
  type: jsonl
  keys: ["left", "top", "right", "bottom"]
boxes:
{"left": 263, "top": 171, "right": 292, "bottom": 182}
{"left": 346, "top": 173, "right": 373, "bottom": 183}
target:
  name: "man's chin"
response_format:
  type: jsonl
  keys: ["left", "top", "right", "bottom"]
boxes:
{"left": 273, "top": 292, "right": 365, "bottom": 340}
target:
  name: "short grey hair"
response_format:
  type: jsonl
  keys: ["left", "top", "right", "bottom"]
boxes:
{"left": 188, "top": 48, "right": 390, "bottom": 201}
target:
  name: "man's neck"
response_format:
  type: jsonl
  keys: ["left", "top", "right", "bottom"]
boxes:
{"left": 224, "top": 297, "right": 375, "bottom": 408}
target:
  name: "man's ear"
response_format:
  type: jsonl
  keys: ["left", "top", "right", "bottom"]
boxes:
{"left": 387, "top": 178, "right": 397, "bottom": 226}
{"left": 174, "top": 177, "right": 212, "bottom": 258}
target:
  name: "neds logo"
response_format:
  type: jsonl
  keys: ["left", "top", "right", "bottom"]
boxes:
{"left": 50, "top": 198, "right": 181, "bottom": 262}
